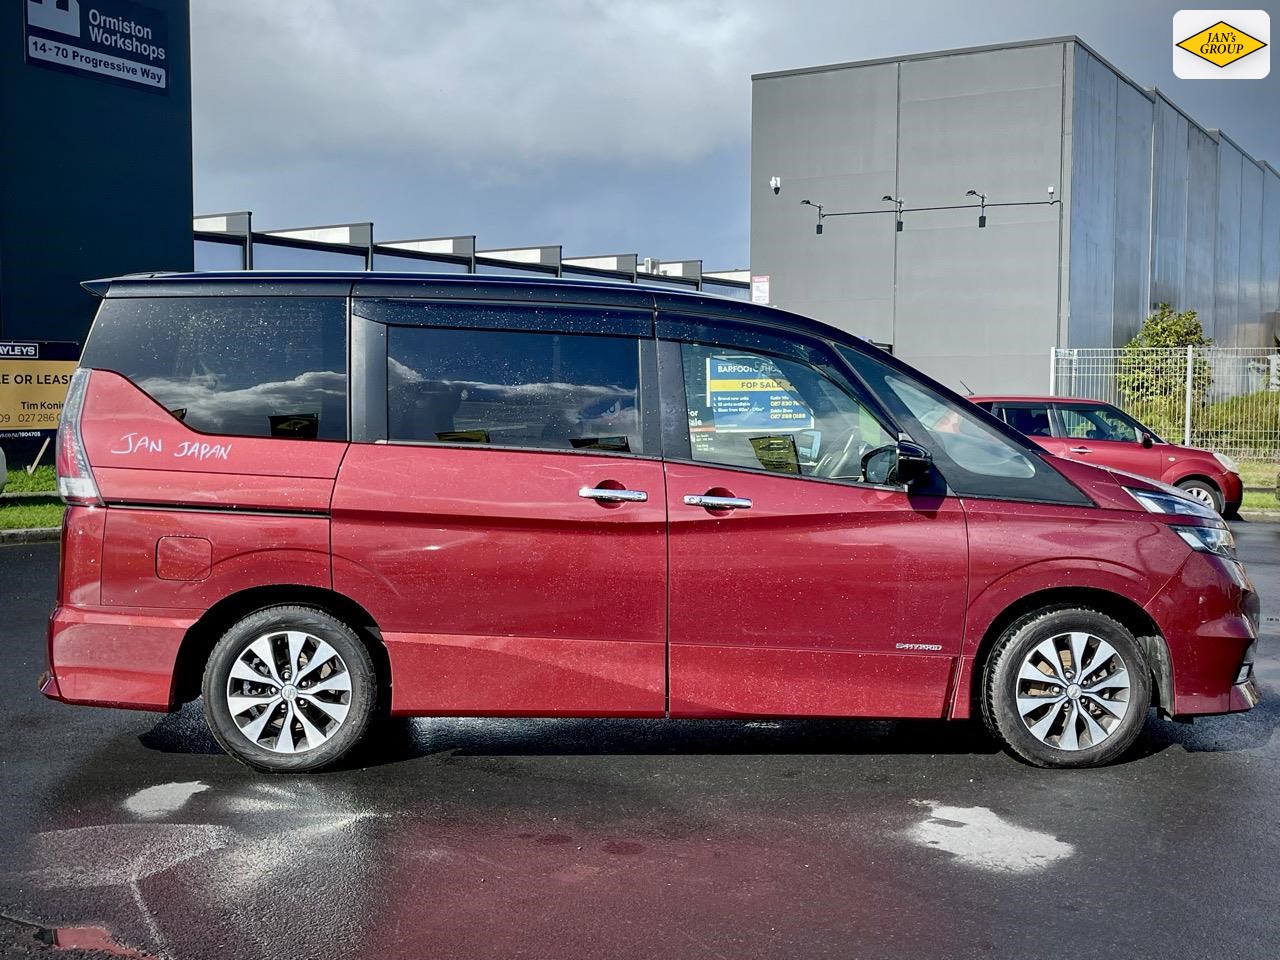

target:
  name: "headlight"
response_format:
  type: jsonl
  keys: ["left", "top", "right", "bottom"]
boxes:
{"left": 1124, "top": 486, "right": 1219, "bottom": 519}
{"left": 1171, "top": 523, "right": 1236, "bottom": 559}
{"left": 1213, "top": 452, "right": 1240, "bottom": 473}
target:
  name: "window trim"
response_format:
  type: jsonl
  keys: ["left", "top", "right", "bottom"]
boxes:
{"left": 657, "top": 328, "right": 907, "bottom": 491}
{"left": 354, "top": 297, "right": 653, "bottom": 338}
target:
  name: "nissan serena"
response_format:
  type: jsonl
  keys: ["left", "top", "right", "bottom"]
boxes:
{"left": 40, "top": 272, "right": 1260, "bottom": 771}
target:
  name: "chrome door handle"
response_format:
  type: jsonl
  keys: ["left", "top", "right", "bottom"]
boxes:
{"left": 684, "top": 494, "right": 752, "bottom": 510}
{"left": 579, "top": 486, "right": 648, "bottom": 503}
{"left": 1069, "top": 446, "right": 1092, "bottom": 454}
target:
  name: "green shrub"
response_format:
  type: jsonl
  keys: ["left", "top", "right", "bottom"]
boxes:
{"left": 1116, "top": 305, "right": 1211, "bottom": 440}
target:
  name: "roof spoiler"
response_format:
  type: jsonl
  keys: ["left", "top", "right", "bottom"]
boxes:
{"left": 81, "top": 271, "right": 182, "bottom": 298}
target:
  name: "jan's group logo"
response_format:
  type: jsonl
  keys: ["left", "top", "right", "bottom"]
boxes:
{"left": 1173, "top": 10, "right": 1269, "bottom": 78}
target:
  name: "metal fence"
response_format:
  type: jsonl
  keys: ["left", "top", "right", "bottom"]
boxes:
{"left": 1050, "top": 347, "right": 1280, "bottom": 461}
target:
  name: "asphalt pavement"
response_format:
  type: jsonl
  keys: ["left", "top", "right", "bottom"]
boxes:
{"left": 1, "top": 527, "right": 1278, "bottom": 960}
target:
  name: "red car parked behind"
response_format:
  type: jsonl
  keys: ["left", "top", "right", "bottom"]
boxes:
{"left": 971, "top": 395, "right": 1243, "bottom": 517}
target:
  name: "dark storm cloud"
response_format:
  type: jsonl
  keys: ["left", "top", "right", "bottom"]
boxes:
{"left": 190, "top": 0, "right": 1279, "bottom": 267}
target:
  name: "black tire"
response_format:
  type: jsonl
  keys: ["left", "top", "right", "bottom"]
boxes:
{"left": 201, "top": 605, "right": 377, "bottom": 773}
{"left": 981, "top": 606, "right": 1151, "bottom": 768}
{"left": 1175, "top": 478, "right": 1224, "bottom": 515}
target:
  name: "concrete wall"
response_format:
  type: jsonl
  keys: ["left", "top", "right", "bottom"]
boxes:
{"left": 0, "top": 0, "right": 193, "bottom": 345}
{"left": 750, "top": 61, "right": 900, "bottom": 347}
{"left": 1015, "top": 41, "right": 1280, "bottom": 351}
{"left": 752, "top": 41, "right": 1071, "bottom": 393}
{"left": 752, "top": 38, "right": 1280, "bottom": 394}
{"left": 1065, "top": 45, "right": 1154, "bottom": 348}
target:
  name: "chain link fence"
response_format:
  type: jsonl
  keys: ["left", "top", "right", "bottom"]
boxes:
{"left": 1050, "top": 347, "right": 1280, "bottom": 461}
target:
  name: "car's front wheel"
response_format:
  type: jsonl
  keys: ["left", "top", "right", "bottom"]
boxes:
{"left": 1175, "top": 478, "right": 1223, "bottom": 514}
{"left": 201, "top": 605, "right": 377, "bottom": 773}
{"left": 981, "top": 606, "right": 1151, "bottom": 768}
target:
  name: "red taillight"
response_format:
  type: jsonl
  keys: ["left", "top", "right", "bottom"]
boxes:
{"left": 55, "top": 368, "right": 102, "bottom": 506}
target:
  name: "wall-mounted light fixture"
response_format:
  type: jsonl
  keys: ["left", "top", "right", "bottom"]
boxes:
{"left": 881, "top": 195, "right": 904, "bottom": 232}
{"left": 965, "top": 189, "right": 988, "bottom": 228}
{"left": 802, "top": 187, "right": 1060, "bottom": 238}
{"left": 801, "top": 199, "right": 824, "bottom": 235}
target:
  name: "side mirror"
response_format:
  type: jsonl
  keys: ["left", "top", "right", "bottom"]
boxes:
{"left": 862, "top": 440, "right": 933, "bottom": 486}
{"left": 894, "top": 440, "right": 933, "bottom": 484}
{"left": 1141, "top": 432, "right": 1154, "bottom": 449}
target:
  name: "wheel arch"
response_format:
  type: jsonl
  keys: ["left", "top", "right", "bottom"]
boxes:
{"left": 966, "top": 586, "right": 1174, "bottom": 719}
{"left": 1166, "top": 471, "right": 1220, "bottom": 494}
{"left": 170, "top": 585, "right": 390, "bottom": 709}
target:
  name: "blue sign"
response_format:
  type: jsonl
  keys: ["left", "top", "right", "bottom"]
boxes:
{"left": 25, "top": 0, "right": 169, "bottom": 94}
{"left": 704, "top": 355, "right": 814, "bottom": 433}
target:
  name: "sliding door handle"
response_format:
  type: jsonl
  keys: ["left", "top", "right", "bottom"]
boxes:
{"left": 684, "top": 494, "right": 752, "bottom": 510}
{"left": 579, "top": 486, "right": 648, "bottom": 503}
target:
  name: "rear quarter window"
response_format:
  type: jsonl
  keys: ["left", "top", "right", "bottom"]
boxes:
{"left": 81, "top": 296, "right": 348, "bottom": 440}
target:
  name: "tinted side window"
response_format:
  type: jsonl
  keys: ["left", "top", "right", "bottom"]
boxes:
{"left": 82, "top": 297, "right": 348, "bottom": 440}
{"left": 1057, "top": 404, "right": 1141, "bottom": 442}
{"left": 387, "top": 327, "right": 642, "bottom": 454}
{"left": 839, "top": 346, "right": 1090, "bottom": 505}
{"left": 993, "top": 403, "right": 1054, "bottom": 437}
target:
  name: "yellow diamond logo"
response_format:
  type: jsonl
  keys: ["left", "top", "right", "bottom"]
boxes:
{"left": 1176, "top": 20, "right": 1267, "bottom": 68}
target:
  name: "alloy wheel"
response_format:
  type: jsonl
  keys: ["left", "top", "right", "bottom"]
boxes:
{"left": 1015, "top": 632, "right": 1131, "bottom": 751}
{"left": 225, "top": 630, "right": 352, "bottom": 754}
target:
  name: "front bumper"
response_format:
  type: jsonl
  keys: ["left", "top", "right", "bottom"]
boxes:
{"left": 1229, "top": 674, "right": 1261, "bottom": 712}
{"left": 1145, "top": 549, "right": 1259, "bottom": 717}
{"left": 1219, "top": 471, "right": 1244, "bottom": 513}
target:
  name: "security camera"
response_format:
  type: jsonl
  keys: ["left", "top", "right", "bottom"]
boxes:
{"left": 769, "top": 175, "right": 782, "bottom": 195}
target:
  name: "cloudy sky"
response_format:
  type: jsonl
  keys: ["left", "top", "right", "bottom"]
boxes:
{"left": 190, "top": 0, "right": 1280, "bottom": 270}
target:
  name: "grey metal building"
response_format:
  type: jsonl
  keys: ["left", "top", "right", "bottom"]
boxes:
{"left": 750, "top": 37, "right": 1280, "bottom": 393}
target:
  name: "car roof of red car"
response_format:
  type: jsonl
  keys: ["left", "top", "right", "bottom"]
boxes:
{"left": 969, "top": 394, "right": 1109, "bottom": 405}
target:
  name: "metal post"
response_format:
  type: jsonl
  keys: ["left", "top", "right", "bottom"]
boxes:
{"left": 1183, "top": 344, "right": 1194, "bottom": 447}
{"left": 241, "top": 212, "right": 253, "bottom": 270}
{"left": 1048, "top": 348, "right": 1057, "bottom": 396}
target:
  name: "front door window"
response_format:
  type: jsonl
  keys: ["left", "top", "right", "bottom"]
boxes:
{"left": 1056, "top": 403, "right": 1148, "bottom": 443}
{"left": 678, "top": 342, "right": 896, "bottom": 483}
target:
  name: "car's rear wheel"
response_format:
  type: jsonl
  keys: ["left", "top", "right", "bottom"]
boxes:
{"left": 981, "top": 606, "right": 1151, "bottom": 768}
{"left": 1175, "top": 478, "right": 1223, "bottom": 514}
{"left": 201, "top": 605, "right": 377, "bottom": 773}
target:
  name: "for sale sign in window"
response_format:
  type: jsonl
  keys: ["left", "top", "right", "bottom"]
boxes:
{"left": 704, "top": 355, "right": 814, "bottom": 433}
{"left": 24, "top": 0, "right": 169, "bottom": 93}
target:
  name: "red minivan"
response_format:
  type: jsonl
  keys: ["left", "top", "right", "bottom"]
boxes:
{"left": 972, "top": 395, "right": 1244, "bottom": 516}
{"left": 40, "top": 273, "right": 1260, "bottom": 771}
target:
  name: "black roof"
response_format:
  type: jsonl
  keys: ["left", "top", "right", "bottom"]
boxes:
{"left": 83, "top": 270, "right": 866, "bottom": 350}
